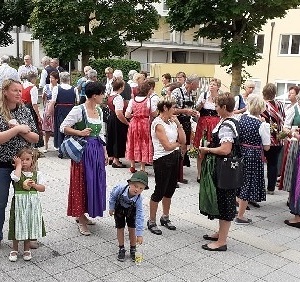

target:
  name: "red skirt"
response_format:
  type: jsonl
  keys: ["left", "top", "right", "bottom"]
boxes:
{"left": 67, "top": 161, "right": 87, "bottom": 217}
{"left": 193, "top": 116, "right": 220, "bottom": 147}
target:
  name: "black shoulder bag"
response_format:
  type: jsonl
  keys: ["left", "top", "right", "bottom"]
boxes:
{"left": 216, "top": 118, "right": 244, "bottom": 190}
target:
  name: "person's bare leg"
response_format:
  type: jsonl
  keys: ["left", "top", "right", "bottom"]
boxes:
{"left": 237, "top": 199, "right": 248, "bottom": 220}
{"left": 206, "top": 220, "right": 230, "bottom": 248}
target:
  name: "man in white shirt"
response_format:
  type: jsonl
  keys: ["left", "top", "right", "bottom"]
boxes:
{"left": 39, "top": 56, "right": 51, "bottom": 88}
{"left": 0, "top": 55, "right": 19, "bottom": 87}
{"left": 18, "top": 55, "right": 38, "bottom": 81}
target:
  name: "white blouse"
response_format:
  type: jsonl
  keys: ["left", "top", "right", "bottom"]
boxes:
{"left": 196, "top": 91, "right": 216, "bottom": 110}
{"left": 110, "top": 92, "right": 124, "bottom": 111}
{"left": 11, "top": 171, "right": 45, "bottom": 185}
{"left": 284, "top": 104, "right": 300, "bottom": 128}
{"left": 126, "top": 96, "right": 157, "bottom": 115}
{"left": 22, "top": 81, "right": 38, "bottom": 104}
{"left": 151, "top": 117, "right": 179, "bottom": 160}
{"left": 60, "top": 104, "right": 105, "bottom": 141}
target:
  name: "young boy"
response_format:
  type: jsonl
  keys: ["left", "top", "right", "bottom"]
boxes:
{"left": 109, "top": 171, "right": 148, "bottom": 262}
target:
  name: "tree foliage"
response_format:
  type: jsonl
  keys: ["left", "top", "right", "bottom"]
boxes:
{"left": 166, "top": 0, "right": 300, "bottom": 94}
{"left": 0, "top": 0, "right": 33, "bottom": 47}
{"left": 90, "top": 58, "right": 140, "bottom": 81}
{"left": 29, "top": 0, "right": 160, "bottom": 69}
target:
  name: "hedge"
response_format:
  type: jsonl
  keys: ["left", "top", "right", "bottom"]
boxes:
{"left": 89, "top": 58, "right": 141, "bottom": 81}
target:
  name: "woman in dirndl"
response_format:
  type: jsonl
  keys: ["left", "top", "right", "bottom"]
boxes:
{"left": 194, "top": 78, "right": 221, "bottom": 182}
{"left": 125, "top": 80, "right": 157, "bottom": 173}
{"left": 60, "top": 82, "right": 108, "bottom": 236}
{"left": 42, "top": 71, "right": 59, "bottom": 152}
{"left": 199, "top": 92, "right": 239, "bottom": 251}
{"left": 106, "top": 79, "right": 129, "bottom": 168}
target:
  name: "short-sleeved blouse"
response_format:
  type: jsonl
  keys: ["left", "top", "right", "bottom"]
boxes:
{"left": 0, "top": 105, "right": 37, "bottom": 163}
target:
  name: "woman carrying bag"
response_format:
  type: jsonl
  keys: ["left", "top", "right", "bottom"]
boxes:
{"left": 199, "top": 92, "right": 240, "bottom": 252}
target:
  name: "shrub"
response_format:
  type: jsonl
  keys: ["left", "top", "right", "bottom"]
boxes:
{"left": 89, "top": 58, "right": 140, "bottom": 81}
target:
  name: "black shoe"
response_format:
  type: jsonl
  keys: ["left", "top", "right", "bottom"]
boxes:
{"left": 178, "top": 178, "right": 188, "bottom": 184}
{"left": 130, "top": 247, "right": 136, "bottom": 262}
{"left": 197, "top": 178, "right": 200, "bottom": 183}
{"left": 160, "top": 217, "right": 176, "bottom": 230}
{"left": 112, "top": 163, "right": 126, "bottom": 168}
{"left": 117, "top": 248, "right": 126, "bottom": 262}
{"left": 147, "top": 220, "right": 162, "bottom": 235}
{"left": 202, "top": 244, "right": 227, "bottom": 251}
{"left": 176, "top": 183, "right": 179, "bottom": 188}
{"left": 249, "top": 201, "right": 260, "bottom": 208}
{"left": 203, "top": 234, "right": 218, "bottom": 241}
{"left": 108, "top": 159, "right": 113, "bottom": 165}
{"left": 58, "top": 153, "right": 63, "bottom": 159}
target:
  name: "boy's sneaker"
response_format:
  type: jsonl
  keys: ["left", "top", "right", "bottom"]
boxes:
{"left": 130, "top": 247, "right": 136, "bottom": 262}
{"left": 117, "top": 248, "right": 126, "bottom": 262}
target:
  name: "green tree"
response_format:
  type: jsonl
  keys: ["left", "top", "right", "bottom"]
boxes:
{"left": 0, "top": 0, "right": 33, "bottom": 47}
{"left": 29, "top": 0, "right": 160, "bottom": 71}
{"left": 166, "top": 0, "right": 300, "bottom": 94}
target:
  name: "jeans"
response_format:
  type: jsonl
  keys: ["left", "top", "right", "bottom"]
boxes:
{"left": 264, "top": 146, "right": 282, "bottom": 192}
{"left": 0, "top": 167, "right": 13, "bottom": 241}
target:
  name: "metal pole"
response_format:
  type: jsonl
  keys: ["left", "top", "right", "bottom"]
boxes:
{"left": 266, "top": 22, "right": 275, "bottom": 83}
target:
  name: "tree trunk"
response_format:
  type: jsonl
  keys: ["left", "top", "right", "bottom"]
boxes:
{"left": 230, "top": 62, "right": 242, "bottom": 96}
{"left": 81, "top": 48, "right": 89, "bottom": 72}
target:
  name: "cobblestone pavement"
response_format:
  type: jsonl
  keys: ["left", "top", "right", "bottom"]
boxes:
{"left": 1, "top": 142, "right": 300, "bottom": 282}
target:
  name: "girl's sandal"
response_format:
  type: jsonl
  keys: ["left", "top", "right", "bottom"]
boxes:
{"left": 23, "top": 250, "right": 32, "bottom": 261}
{"left": 9, "top": 251, "right": 18, "bottom": 262}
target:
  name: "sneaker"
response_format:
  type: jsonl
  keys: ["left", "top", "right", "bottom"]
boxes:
{"left": 117, "top": 248, "right": 126, "bottom": 262}
{"left": 234, "top": 218, "right": 252, "bottom": 225}
{"left": 130, "top": 247, "right": 136, "bottom": 262}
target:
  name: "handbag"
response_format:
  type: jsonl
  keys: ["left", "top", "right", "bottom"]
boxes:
{"left": 215, "top": 118, "right": 244, "bottom": 189}
{"left": 216, "top": 156, "right": 244, "bottom": 189}
{"left": 60, "top": 105, "right": 88, "bottom": 163}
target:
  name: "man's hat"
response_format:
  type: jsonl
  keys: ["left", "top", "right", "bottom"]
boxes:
{"left": 127, "top": 171, "right": 149, "bottom": 190}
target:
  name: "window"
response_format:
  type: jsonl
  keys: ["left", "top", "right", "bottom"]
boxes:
{"left": 254, "top": 34, "right": 264, "bottom": 53}
{"left": 280, "top": 35, "right": 300, "bottom": 55}
{"left": 275, "top": 81, "right": 300, "bottom": 96}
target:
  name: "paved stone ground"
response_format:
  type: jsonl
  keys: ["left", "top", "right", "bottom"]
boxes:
{"left": 1, "top": 140, "right": 300, "bottom": 281}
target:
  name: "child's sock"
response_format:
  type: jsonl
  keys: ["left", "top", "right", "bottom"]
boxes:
{"left": 162, "top": 214, "right": 169, "bottom": 220}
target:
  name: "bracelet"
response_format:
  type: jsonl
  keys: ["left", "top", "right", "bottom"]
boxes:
{"left": 178, "top": 125, "right": 183, "bottom": 129}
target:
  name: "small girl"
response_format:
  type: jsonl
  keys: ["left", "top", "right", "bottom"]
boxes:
{"left": 8, "top": 147, "right": 46, "bottom": 262}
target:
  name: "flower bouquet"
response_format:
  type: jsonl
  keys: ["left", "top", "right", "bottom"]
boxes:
{"left": 187, "top": 146, "right": 200, "bottom": 158}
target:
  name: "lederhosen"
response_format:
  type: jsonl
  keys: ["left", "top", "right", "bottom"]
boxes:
{"left": 114, "top": 186, "right": 140, "bottom": 229}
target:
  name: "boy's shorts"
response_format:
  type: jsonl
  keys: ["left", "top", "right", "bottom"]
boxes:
{"left": 114, "top": 207, "right": 136, "bottom": 229}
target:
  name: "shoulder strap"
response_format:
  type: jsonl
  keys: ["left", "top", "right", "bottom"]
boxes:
{"left": 179, "top": 87, "right": 185, "bottom": 108}
{"left": 217, "top": 118, "right": 241, "bottom": 156}
{"left": 238, "top": 94, "right": 242, "bottom": 109}
{"left": 80, "top": 104, "right": 88, "bottom": 127}
{"left": 204, "top": 92, "right": 207, "bottom": 100}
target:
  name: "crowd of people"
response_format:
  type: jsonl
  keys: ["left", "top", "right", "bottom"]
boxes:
{"left": 1, "top": 53, "right": 300, "bottom": 262}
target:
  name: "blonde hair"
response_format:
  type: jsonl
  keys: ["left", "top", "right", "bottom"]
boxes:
{"left": 16, "top": 146, "right": 39, "bottom": 171}
{"left": 210, "top": 78, "right": 221, "bottom": 88}
{"left": 133, "top": 73, "right": 145, "bottom": 84}
{"left": 246, "top": 94, "right": 266, "bottom": 116}
{"left": 0, "top": 79, "right": 22, "bottom": 122}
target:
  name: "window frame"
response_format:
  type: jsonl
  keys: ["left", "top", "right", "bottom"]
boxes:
{"left": 254, "top": 34, "right": 264, "bottom": 54}
{"left": 279, "top": 34, "right": 300, "bottom": 56}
